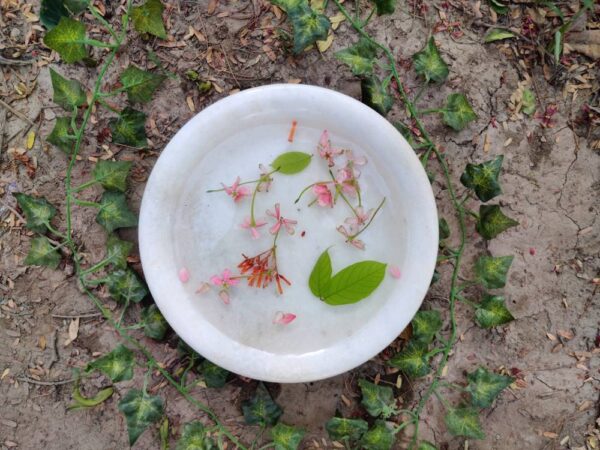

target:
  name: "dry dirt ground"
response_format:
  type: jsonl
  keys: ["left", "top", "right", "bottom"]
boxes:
{"left": 1, "top": 0, "right": 599, "bottom": 449}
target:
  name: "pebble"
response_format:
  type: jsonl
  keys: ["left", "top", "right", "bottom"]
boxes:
{"left": 0, "top": 419, "right": 17, "bottom": 428}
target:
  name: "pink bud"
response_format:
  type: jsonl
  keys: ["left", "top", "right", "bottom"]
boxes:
{"left": 178, "top": 267, "right": 190, "bottom": 283}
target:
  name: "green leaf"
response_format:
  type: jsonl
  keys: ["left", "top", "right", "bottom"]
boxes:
{"left": 442, "top": 93, "right": 477, "bottom": 131}
{"left": 118, "top": 389, "right": 164, "bottom": 446}
{"left": 439, "top": 218, "right": 450, "bottom": 240}
{"left": 24, "top": 236, "right": 61, "bottom": 268}
{"left": 96, "top": 191, "right": 137, "bottom": 232}
{"left": 160, "top": 418, "right": 169, "bottom": 450}
{"left": 109, "top": 107, "right": 148, "bottom": 148}
{"left": 444, "top": 406, "right": 485, "bottom": 439}
{"left": 176, "top": 421, "right": 216, "bottom": 450}
{"left": 466, "top": 367, "right": 513, "bottom": 407}
{"left": 69, "top": 384, "right": 114, "bottom": 410}
{"left": 411, "top": 310, "right": 442, "bottom": 344}
{"left": 522, "top": 89, "right": 536, "bottom": 116}
{"left": 106, "top": 234, "right": 133, "bottom": 269}
{"left": 40, "top": 0, "right": 69, "bottom": 29}
{"left": 271, "top": 151, "right": 312, "bottom": 174}
{"left": 50, "top": 67, "right": 86, "bottom": 110}
{"left": 47, "top": 116, "right": 75, "bottom": 154}
{"left": 325, "top": 417, "right": 368, "bottom": 442}
{"left": 487, "top": 0, "right": 508, "bottom": 14}
{"left": 335, "top": 38, "right": 378, "bottom": 76}
{"left": 553, "top": 30, "right": 562, "bottom": 63}
{"left": 284, "top": 4, "right": 331, "bottom": 54}
{"left": 370, "top": 0, "right": 395, "bottom": 15}
{"left": 64, "top": 0, "right": 90, "bottom": 14}
{"left": 13, "top": 193, "right": 57, "bottom": 234}
{"left": 242, "top": 383, "right": 283, "bottom": 427}
{"left": 43, "top": 17, "right": 87, "bottom": 63}
{"left": 413, "top": 37, "right": 449, "bottom": 83}
{"left": 358, "top": 379, "right": 396, "bottom": 418}
{"left": 93, "top": 160, "right": 133, "bottom": 192}
{"left": 476, "top": 204, "right": 518, "bottom": 240}
{"left": 360, "top": 421, "right": 395, "bottom": 450}
{"left": 460, "top": 155, "right": 504, "bottom": 202}
{"left": 141, "top": 304, "right": 169, "bottom": 340}
{"left": 483, "top": 28, "right": 515, "bottom": 43}
{"left": 389, "top": 341, "right": 430, "bottom": 378}
{"left": 320, "top": 260, "right": 387, "bottom": 306}
{"left": 271, "top": 423, "right": 305, "bottom": 450}
{"left": 132, "top": 0, "right": 166, "bottom": 39}
{"left": 361, "top": 76, "right": 393, "bottom": 116}
{"left": 200, "top": 360, "right": 229, "bottom": 388}
{"left": 87, "top": 344, "right": 134, "bottom": 382}
{"left": 475, "top": 294, "right": 514, "bottom": 328}
{"left": 308, "top": 249, "right": 332, "bottom": 297}
{"left": 119, "top": 65, "right": 166, "bottom": 103}
{"left": 474, "top": 254, "right": 513, "bottom": 289}
{"left": 417, "top": 442, "right": 438, "bottom": 450}
{"left": 104, "top": 268, "right": 148, "bottom": 304}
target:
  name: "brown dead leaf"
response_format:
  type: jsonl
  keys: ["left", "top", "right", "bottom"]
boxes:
{"left": 38, "top": 335, "right": 46, "bottom": 350}
{"left": 186, "top": 96, "right": 195, "bottom": 112}
{"left": 578, "top": 400, "right": 593, "bottom": 412}
{"left": 1, "top": 368, "right": 10, "bottom": 380}
{"left": 546, "top": 332, "right": 557, "bottom": 341}
{"left": 543, "top": 431, "right": 558, "bottom": 439}
{"left": 63, "top": 317, "right": 79, "bottom": 346}
{"left": 317, "top": 31, "right": 334, "bottom": 53}
{"left": 207, "top": 0, "right": 218, "bottom": 15}
{"left": 566, "top": 31, "right": 600, "bottom": 60}
{"left": 557, "top": 329, "right": 574, "bottom": 340}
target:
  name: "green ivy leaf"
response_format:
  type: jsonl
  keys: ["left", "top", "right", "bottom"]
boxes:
{"left": 64, "top": 0, "right": 90, "bottom": 14}
{"left": 68, "top": 385, "right": 114, "bottom": 410}
{"left": 109, "top": 107, "right": 148, "bottom": 148}
{"left": 325, "top": 417, "right": 368, "bottom": 442}
{"left": 487, "top": 0, "right": 508, "bottom": 14}
{"left": 444, "top": 406, "right": 485, "bottom": 439}
{"left": 460, "top": 155, "right": 504, "bottom": 202}
{"left": 92, "top": 160, "right": 133, "bottom": 192}
{"left": 360, "top": 421, "right": 395, "bottom": 450}
{"left": 118, "top": 389, "right": 164, "bottom": 446}
{"left": 96, "top": 191, "right": 137, "bottom": 232}
{"left": 413, "top": 37, "right": 449, "bottom": 83}
{"left": 271, "top": 151, "right": 312, "bottom": 174}
{"left": 369, "top": 0, "right": 395, "bottom": 15}
{"left": 474, "top": 254, "right": 513, "bottom": 289}
{"left": 159, "top": 418, "right": 169, "bottom": 450}
{"left": 141, "top": 304, "right": 169, "bottom": 340}
{"left": 132, "top": 0, "right": 167, "bottom": 39}
{"left": 13, "top": 193, "right": 57, "bottom": 234}
{"left": 442, "top": 93, "right": 477, "bottom": 131}
{"left": 87, "top": 344, "right": 135, "bottom": 382}
{"left": 24, "top": 236, "right": 61, "bottom": 268}
{"left": 320, "top": 260, "right": 387, "bottom": 306}
{"left": 417, "top": 442, "right": 438, "bottom": 450}
{"left": 522, "top": 89, "right": 536, "bottom": 116}
{"left": 466, "top": 367, "right": 513, "bottom": 407}
{"left": 104, "top": 268, "right": 148, "bottom": 304}
{"left": 475, "top": 294, "right": 514, "bottom": 328}
{"left": 47, "top": 116, "right": 75, "bottom": 154}
{"left": 361, "top": 76, "right": 393, "bottom": 116}
{"left": 200, "top": 360, "right": 229, "bottom": 388}
{"left": 284, "top": 4, "right": 331, "bottom": 54}
{"left": 483, "top": 28, "right": 515, "bottom": 43}
{"left": 40, "top": 0, "right": 69, "bottom": 29}
{"left": 119, "top": 65, "right": 166, "bottom": 103}
{"left": 308, "top": 249, "right": 332, "bottom": 297}
{"left": 476, "top": 204, "right": 518, "bottom": 240}
{"left": 106, "top": 234, "right": 133, "bottom": 269}
{"left": 176, "top": 421, "right": 216, "bottom": 450}
{"left": 43, "top": 17, "right": 87, "bottom": 63}
{"left": 242, "top": 383, "right": 283, "bottom": 427}
{"left": 358, "top": 379, "right": 396, "bottom": 418}
{"left": 411, "top": 310, "right": 442, "bottom": 344}
{"left": 50, "top": 68, "right": 86, "bottom": 110}
{"left": 271, "top": 423, "right": 305, "bottom": 450}
{"left": 439, "top": 218, "right": 450, "bottom": 240}
{"left": 335, "top": 38, "right": 378, "bottom": 76}
{"left": 389, "top": 341, "right": 430, "bottom": 378}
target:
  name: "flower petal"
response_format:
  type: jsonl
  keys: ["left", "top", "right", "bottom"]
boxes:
{"left": 273, "top": 311, "right": 296, "bottom": 325}
{"left": 389, "top": 265, "right": 401, "bottom": 279}
{"left": 210, "top": 275, "right": 223, "bottom": 286}
{"left": 195, "top": 282, "right": 211, "bottom": 294}
{"left": 178, "top": 267, "right": 190, "bottom": 283}
{"left": 218, "top": 290, "right": 230, "bottom": 304}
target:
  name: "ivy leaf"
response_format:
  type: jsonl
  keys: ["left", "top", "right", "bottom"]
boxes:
{"left": 411, "top": 310, "right": 442, "bottom": 344}
{"left": 200, "top": 360, "right": 229, "bottom": 388}
{"left": 360, "top": 421, "right": 395, "bottom": 450}
{"left": 40, "top": 0, "right": 68, "bottom": 29}
{"left": 460, "top": 155, "right": 504, "bottom": 202}
{"left": 118, "top": 389, "right": 164, "bottom": 446}
{"left": 361, "top": 76, "right": 393, "bottom": 116}
{"left": 413, "top": 37, "right": 449, "bottom": 83}
{"left": 47, "top": 116, "right": 75, "bottom": 154}
{"left": 64, "top": 0, "right": 90, "bottom": 14}
{"left": 466, "top": 367, "right": 513, "bottom": 408}
{"left": 483, "top": 28, "right": 515, "bottom": 43}
{"left": 271, "top": 423, "right": 305, "bottom": 450}
{"left": 487, "top": 0, "right": 508, "bottom": 14}
{"left": 285, "top": 4, "right": 331, "bottom": 54}
{"left": 242, "top": 383, "right": 283, "bottom": 427}
{"left": 106, "top": 234, "right": 133, "bottom": 269}
{"left": 92, "top": 160, "right": 133, "bottom": 192}
{"left": 325, "top": 417, "right": 368, "bottom": 442}
{"left": 43, "top": 17, "right": 88, "bottom": 63}
{"left": 86, "top": 344, "right": 135, "bottom": 382}
{"left": 476, "top": 204, "right": 518, "bottom": 240}
{"left": 176, "top": 421, "right": 216, "bottom": 450}
{"left": 96, "top": 191, "right": 138, "bottom": 232}
{"left": 358, "top": 379, "right": 396, "bottom": 418}
{"left": 132, "top": 0, "right": 167, "bottom": 39}
{"left": 475, "top": 294, "right": 514, "bottom": 328}
{"left": 417, "top": 442, "right": 438, "bottom": 450}
{"left": 13, "top": 193, "right": 57, "bottom": 234}
{"left": 320, "top": 260, "right": 387, "bottom": 306}
{"left": 105, "top": 268, "right": 148, "bottom": 304}
{"left": 369, "top": 0, "right": 395, "bottom": 15}
{"left": 389, "top": 341, "right": 430, "bottom": 378}
{"left": 444, "top": 406, "right": 485, "bottom": 439}
{"left": 439, "top": 218, "right": 450, "bottom": 240}
{"left": 309, "top": 249, "right": 332, "bottom": 297}
{"left": 141, "top": 304, "right": 169, "bottom": 340}
{"left": 522, "top": 89, "right": 536, "bottom": 116}
{"left": 119, "top": 65, "right": 166, "bottom": 103}
{"left": 474, "top": 255, "right": 513, "bottom": 289}
{"left": 109, "top": 107, "right": 148, "bottom": 148}
{"left": 271, "top": 151, "right": 312, "bottom": 174}
{"left": 442, "top": 93, "right": 477, "bottom": 131}
{"left": 24, "top": 236, "right": 61, "bottom": 268}
{"left": 50, "top": 68, "right": 86, "bottom": 110}
{"left": 68, "top": 385, "right": 114, "bottom": 410}
{"left": 335, "top": 38, "right": 378, "bottom": 76}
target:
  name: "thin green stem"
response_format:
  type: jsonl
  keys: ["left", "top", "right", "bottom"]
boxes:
{"left": 44, "top": 222, "right": 66, "bottom": 239}
{"left": 294, "top": 181, "right": 332, "bottom": 204}
{"left": 72, "top": 198, "right": 101, "bottom": 208}
{"left": 349, "top": 197, "right": 386, "bottom": 240}
{"left": 83, "top": 39, "right": 118, "bottom": 49}
{"left": 456, "top": 294, "right": 478, "bottom": 308}
{"left": 433, "top": 388, "right": 451, "bottom": 409}
{"left": 413, "top": 84, "right": 427, "bottom": 104}
{"left": 72, "top": 179, "right": 98, "bottom": 193}
{"left": 80, "top": 257, "right": 113, "bottom": 276}
{"left": 96, "top": 97, "right": 120, "bottom": 113}
{"left": 362, "top": 7, "right": 375, "bottom": 26}
{"left": 250, "top": 181, "right": 261, "bottom": 226}
{"left": 89, "top": 6, "right": 119, "bottom": 42}
{"left": 416, "top": 108, "right": 445, "bottom": 115}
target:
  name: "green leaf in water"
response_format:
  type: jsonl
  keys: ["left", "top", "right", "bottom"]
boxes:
{"left": 308, "top": 249, "right": 332, "bottom": 297}
{"left": 271, "top": 151, "right": 312, "bottom": 175}
{"left": 320, "top": 260, "right": 387, "bottom": 306}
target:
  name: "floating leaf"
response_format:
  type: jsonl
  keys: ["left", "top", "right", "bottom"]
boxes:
{"left": 106, "top": 234, "right": 133, "bottom": 269}
{"left": 466, "top": 367, "right": 513, "bottom": 407}
{"left": 483, "top": 29, "right": 515, "bottom": 43}
{"left": 442, "top": 93, "right": 477, "bottom": 131}
{"left": 24, "top": 236, "right": 61, "bottom": 268}
{"left": 325, "top": 417, "right": 368, "bottom": 442}
{"left": 69, "top": 384, "right": 114, "bottom": 410}
{"left": 369, "top": 0, "right": 395, "bottom": 15}
{"left": 105, "top": 268, "right": 148, "bottom": 304}
{"left": 50, "top": 68, "right": 86, "bottom": 110}
{"left": 14, "top": 193, "right": 57, "bottom": 234}
{"left": 87, "top": 344, "right": 134, "bottom": 382}
{"left": 417, "top": 442, "right": 438, "bottom": 450}
{"left": 476, "top": 204, "right": 518, "bottom": 240}
{"left": 141, "top": 304, "right": 169, "bottom": 340}
{"left": 242, "top": 383, "right": 283, "bottom": 427}
{"left": 474, "top": 255, "right": 513, "bottom": 289}
{"left": 47, "top": 116, "right": 75, "bottom": 154}
{"left": 460, "top": 155, "right": 504, "bottom": 202}
{"left": 444, "top": 406, "right": 485, "bottom": 439}
{"left": 96, "top": 191, "right": 138, "bottom": 232}
{"left": 389, "top": 341, "right": 430, "bottom": 378}
{"left": 92, "top": 160, "right": 133, "bottom": 192}
{"left": 522, "top": 89, "right": 536, "bottom": 116}
{"left": 360, "top": 421, "right": 395, "bottom": 450}
{"left": 200, "top": 360, "right": 229, "bottom": 388}
{"left": 439, "top": 218, "right": 450, "bottom": 240}
{"left": 271, "top": 151, "right": 312, "bottom": 174}
{"left": 335, "top": 38, "right": 378, "bottom": 76}
{"left": 361, "top": 76, "right": 393, "bottom": 116}
{"left": 109, "top": 107, "right": 148, "bottom": 148}
{"left": 176, "top": 421, "right": 216, "bottom": 450}
{"left": 308, "top": 249, "right": 332, "bottom": 297}
{"left": 118, "top": 389, "right": 164, "bottom": 446}
{"left": 271, "top": 423, "right": 305, "bottom": 450}
{"left": 475, "top": 294, "right": 514, "bottom": 328}
{"left": 119, "top": 65, "right": 166, "bottom": 103}
{"left": 487, "top": 0, "right": 508, "bottom": 14}
{"left": 43, "top": 17, "right": 87, "bottom": 63}
{"left": 413, "top": 37, "right": 449, "bottom": 83}
{"left": 411, "top": 310, "right": 442, "bottom": 344}
{"left": 320, "top": 260, "right": 387, "bottom": 306}
{"left": 358, "top": 379, "right": 396, "bottom": 418}
{"left": 132, "top": 0, "right": 167, "bottom": 39}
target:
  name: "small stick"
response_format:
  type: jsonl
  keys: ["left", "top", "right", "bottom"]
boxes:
{"left": 17, "top": 376, "right": 75, "bottom": 386}
{"left": 0, "top": 55, "right": 35, "bottom": 66}
{"left": 0, "top": 199, "right": 25, "bottom": 223}
{"left": 51, "top": 312, "right": 103, "bottom": 319}
{"left": 46, "top": 330, "right": 58, "bottom": 370}
{"left": 287, "top": 120, "right": 298, "bottom": 143}
{"left": 0, "top": 98, "right": 34, "bottom": 125}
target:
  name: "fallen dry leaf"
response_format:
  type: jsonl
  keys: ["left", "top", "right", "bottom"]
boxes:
{"left": 566, "top": 31, "right": 600, "bottom": 60}
{"left": 63, "top": 317, "right": 79, "bottom": 346}
{"left": 317, "top": 31, "right": 334, "bottom": 53}
{"left": 38, "top": 335, "right": 46, "bottom": 350}
{"left": 557, "top": 329, "right": 574, "bottom": 340}
{"left": 542, "top": 431, "right": 558, "bottom": 439}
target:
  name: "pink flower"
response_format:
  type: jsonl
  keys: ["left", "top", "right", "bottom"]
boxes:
{"left": 345, "top": 207, "right": 372, "bottom": 227}
{"left": 178, "top": 267, "right": 190, "bottom": 283}
{"left": 344, "top": 150, "right": 367, "bottom": 177}
{"left": 336, "top": 225, "right": 365, "bottom": 250}
{"left": 312, "top": 183, "right": 333, "bottom": 207}
{"left": 266, "top": 203, "right": 297, "bottom": 235}
{"left": 335, "top": 167, "right": 358, "bottom": 196}
{"left": 273, "top": 311, "right": 296, "bottom": 325}
{"left": 195, "top": 282, "right": 211, "bottom": 294}
{"left": 257, "top": 164, "right": 273, "bottom": 192}
{"left": 318, "top": 130, "right": 343, "bottom": 167}
{"left": 210, "top": 269, "right": 239, "bottom": 287}
{"left": 218, "top": 290, "right": 231, "bottom": 304}
{"left": 241, "top": 217, "right": 267, "bottom": 239}
{"left": 389, "top": 265, "right": 401, "bottom": 279}
{"left": 222, "top": 177, "right": 251, "bottom": 202}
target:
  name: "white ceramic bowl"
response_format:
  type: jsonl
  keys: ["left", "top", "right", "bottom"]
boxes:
{"left": 139, "top": 84, "right": 438, "bottom": 383}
